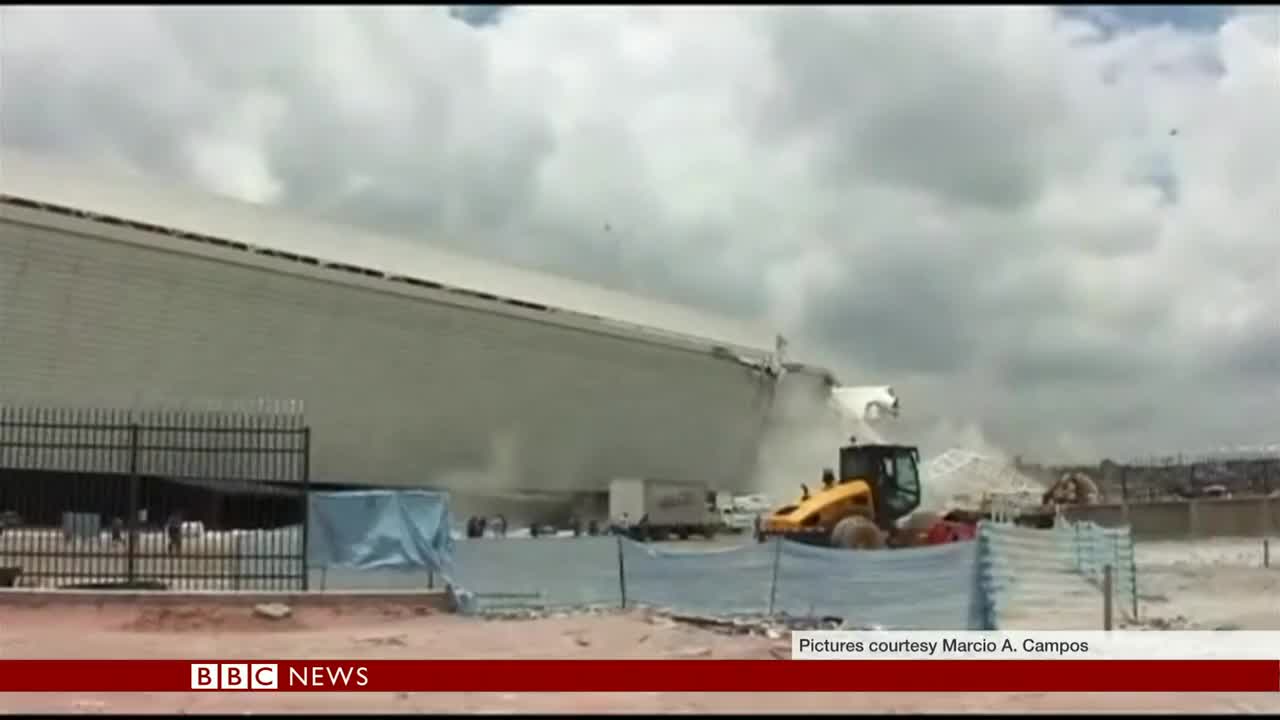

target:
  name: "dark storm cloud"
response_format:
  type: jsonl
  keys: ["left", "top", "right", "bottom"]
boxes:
{"left": 763, "top": 7, "right": 1067, "bottom": 212}
{"left": 1, "top": 6, "right": 1276, "bottom": 461}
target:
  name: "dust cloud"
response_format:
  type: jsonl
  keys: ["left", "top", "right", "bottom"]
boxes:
{"left": 749, "top": 374, "right": 887, "bottom": 504}
{"left": 750, "top": 373, "right": 1028, "bottom": 512}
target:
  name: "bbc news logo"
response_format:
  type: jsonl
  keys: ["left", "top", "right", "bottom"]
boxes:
{"left": 191, "top": 663, "right": 278, "bottom": 690}
{"left": 190, "top": 663, "right": 371, "bottom": 690}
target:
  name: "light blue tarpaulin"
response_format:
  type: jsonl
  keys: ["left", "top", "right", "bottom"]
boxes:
{"left": 306, "top": 491, "right": 455, "bottom": 575}
{"left": 452, "top": 536, "right": 622, "bottom": 610}
{"left": 449, "top": 534, "right": 985, "bottom": 629}
{"left": 979, "top": 520, "right": 1137, "bottom": 629}
{"left": 771, "top": 538, "right": 985, "bottom": 630}
{"left": 620, "top": 539, "right": 775, "bottom": 616}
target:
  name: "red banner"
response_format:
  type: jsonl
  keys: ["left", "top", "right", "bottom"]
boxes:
{"left": 0, "top": 660, "right": 1274, "bottom": 693}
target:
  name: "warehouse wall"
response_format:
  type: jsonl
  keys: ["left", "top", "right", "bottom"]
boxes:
{"left": 0, "top": 209, "right": 813, "bottom": 495}
{"left": 1063, "top": 497, "right": 1278, "bottom": 541}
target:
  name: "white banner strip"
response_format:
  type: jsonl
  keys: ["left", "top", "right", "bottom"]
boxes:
{"left": 791, "top": 631, "right": 1280, "bottom": 660}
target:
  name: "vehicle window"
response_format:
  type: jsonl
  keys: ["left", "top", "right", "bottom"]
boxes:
{"left": 888, "top": 451, "right": 921, "bottom": 514}
{"left": 841, "top": 451, "right": 874, "bottom": 481}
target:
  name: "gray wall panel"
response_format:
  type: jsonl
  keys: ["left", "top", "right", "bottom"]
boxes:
{"left": 0, "top": 213, "right": 817, "bottom": 494}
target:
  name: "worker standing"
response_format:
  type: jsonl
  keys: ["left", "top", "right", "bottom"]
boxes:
{"left": 166, "top": 511, "right": 183, "bottom": 555}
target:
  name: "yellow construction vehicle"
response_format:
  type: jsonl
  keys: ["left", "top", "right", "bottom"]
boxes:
{"left": 759, "top": 437, "right": 1079, "bottom": 549}
{"left": 757, "top": 438, "right": 933, "bottom": 549}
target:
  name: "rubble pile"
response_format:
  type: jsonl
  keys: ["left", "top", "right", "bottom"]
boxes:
{"left": 921, "top": 449, "right": 1044, "bottom": 511}
{"left": 476, "top": 604, "right": 878, "bottom": 639}
{"left": 479, "top": 604, "right": 625, "bottom": 621}
{"left": 649, "top": 610, "right": 875, "bottom": 639}
{"left": 1044, "top": 472, "right": 1101, "bottom": 505}
{"left": 1119, "top": 614, "right": 1194, "bottom": 631}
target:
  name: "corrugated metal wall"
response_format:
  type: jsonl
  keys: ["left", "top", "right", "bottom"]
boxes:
{"left": 0, "top": 210, "right": 803, "bottom": 493}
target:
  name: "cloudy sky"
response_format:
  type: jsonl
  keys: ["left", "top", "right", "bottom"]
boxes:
{"left": 1, "top": 6, "right": 1276, "bottom": 463}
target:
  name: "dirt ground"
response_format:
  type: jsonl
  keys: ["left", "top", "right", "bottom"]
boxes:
{"left": 1131, "top": 539, "right": 1280, "bottom": 630}
{"left": 2, "top": 600, "right": 1279, "bottom": 714}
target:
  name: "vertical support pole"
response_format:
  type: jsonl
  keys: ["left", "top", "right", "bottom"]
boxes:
{"left": 616, "top": 534, "right": 627, "bottom": 609}
{"left": 300, "top": 426, "right": 311, "bottom": 591}
{"left": 1264, "top": 538, "right": 1270, "bottom": 569}
{"left": 1073, "top": 521, "right": 1081, "bottom": 571}
{"left": 126, "top": 423, "right": 140, "bottom": 586}
{"left": 233, "top": 529, "right": 242, "bottom": 592}
{"left": 1129, "top": 531, "right": 1139, "bottom": 622}
{"left": 1102, "top": 564, "right": 1114, "bottom": 631}
{"left": 976, "top": 523, "right": 997, "bottom": 631}
{"left": 767, "top": 536, "right": 783, "bottom": 616}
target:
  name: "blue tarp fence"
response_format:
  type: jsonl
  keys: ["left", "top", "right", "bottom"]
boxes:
{"left": 305, "top": 490, "right": 456, "bottom": 586}
{"left": 977, "top": 519, "right": 1138, "bottom": 630}
{"left": 288, "top": 489, "right": 1137, "bottom": 631}
{"left": 446, "top": 518, "right": 1139, "bottom": 630}
{"left": 449, "top": 535, "right": 986, "bottom": 630}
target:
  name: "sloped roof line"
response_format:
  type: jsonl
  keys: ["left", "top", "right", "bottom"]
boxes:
{"left": 0, "top": 148, "right": 775, "bottom": 355}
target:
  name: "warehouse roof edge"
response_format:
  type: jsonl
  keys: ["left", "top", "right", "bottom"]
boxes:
{"left": 0, "top": 148, "right": 830, "bottom": 375}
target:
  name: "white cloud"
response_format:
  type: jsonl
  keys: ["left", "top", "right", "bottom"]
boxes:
{"left": 1, "top": 5, "right": 1276, "bottom": 462}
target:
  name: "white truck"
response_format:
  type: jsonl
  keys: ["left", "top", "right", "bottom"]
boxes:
{"left": 609, "top": 478, "right": 717, "bottom": 541}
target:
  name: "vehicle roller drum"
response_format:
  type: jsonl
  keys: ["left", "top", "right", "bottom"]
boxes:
{"left": 830, "top": 515, "right": 885, "bottom": 550}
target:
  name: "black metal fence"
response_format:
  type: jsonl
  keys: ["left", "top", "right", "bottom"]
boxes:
{"left": 0, "top": 405, "right": 311, "bottom": 591}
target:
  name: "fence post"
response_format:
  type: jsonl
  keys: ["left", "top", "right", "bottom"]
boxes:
{"left": 1111, "top": 530, "right": 1122, "bottom": 601}
{"left": 1112, "top": 529, "right": 1120, "bottom": 569}
{"left": 1072, "top": 521, "right": 1081, "bottom": 572}
{"left": 767, "top": 536, "right": 782, "bottom": 616}
{"left": 1128, "top": 530, "right": 1139, "bottom": 622}
{"left": 299, "top": 426, "right": 312, "bottom": 592}
{"left": 616, "top": 535, "right": 627, "bottom": 609}
{"left": 126, "top": 423, "right": 140, "bottom": 586}
{"left": 975, "top": 523, "right": 997, "bottom": 630}
{"left": 1102, "top": 564, "right": 1113, "bottom": 631}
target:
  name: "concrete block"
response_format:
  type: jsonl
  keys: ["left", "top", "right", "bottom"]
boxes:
{"left": 1194, "top": 498, "right": 1270, "bottom": 538}
{"left": 1125, "top": 501, "right": 1193, "bottom": 541}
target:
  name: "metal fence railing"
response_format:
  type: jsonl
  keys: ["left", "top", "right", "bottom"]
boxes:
{"left": 0, "top": 405, "right": 311, "bottom": 591}
{"left": 979, "top": 519, "right": 1137, "bottom": 630}
{"left": 447, "top": 535, "right": 986, "bottom": 630}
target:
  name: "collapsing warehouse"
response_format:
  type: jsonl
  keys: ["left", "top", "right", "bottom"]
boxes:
{"left": 0, "top": 148, "right": 840, "bottom": 505}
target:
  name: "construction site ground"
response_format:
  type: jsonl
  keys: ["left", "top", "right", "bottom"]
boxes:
{"left": 3, "top": 591, "right": 1279, "bottom": 714}
{"left": 1129, "top": 538, "right": 1280, "bottom": 630}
